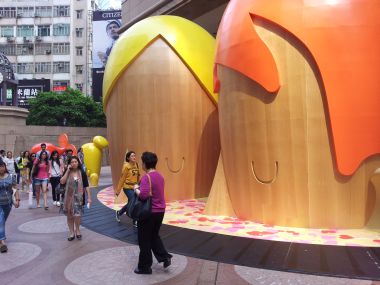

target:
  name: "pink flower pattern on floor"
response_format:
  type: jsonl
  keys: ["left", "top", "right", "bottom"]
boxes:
{"left": 98, "top": 186, "right": 380, "bottom": 247}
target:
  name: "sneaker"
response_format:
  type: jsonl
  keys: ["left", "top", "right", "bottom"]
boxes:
{"left": 0, "top": 244, "right": 8, "bottom": 253}
{"left": 53, "top": 201, "right": 57, "bottom": 206}
{"left": 115, "top": 211, "right": 121, "bottom": 222}
{"left": 56, "top": 201, "right": 61, "bottom": 207}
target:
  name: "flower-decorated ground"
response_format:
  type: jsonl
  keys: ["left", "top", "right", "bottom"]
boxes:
{"left": 98, "top": 186, "right": 380, "bottom": 247}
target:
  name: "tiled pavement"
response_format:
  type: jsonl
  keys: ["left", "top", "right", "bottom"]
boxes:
{"left": 1, "top": 167, "right": 380, "bottom": 285}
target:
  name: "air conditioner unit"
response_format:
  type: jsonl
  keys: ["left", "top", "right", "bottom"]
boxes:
{"left": 58, "top": 63, "right": 63, "bottom": 68}
{"left": 35, "top": 36, "right": 42, "bottom": 41}
{"left": 34, "top": 13, "right": 40, "bottom": 17}
{"left": 45, "top": 49, "right": 51, "bottom": 55}
{"left": 6, "top": 37, "right": 15, "bottom": 43}
{"left": 23, "top": 37, "right": 30, "bottom": 43}
{"left": 16, "top": 13, "right": 22, "bottom": 18}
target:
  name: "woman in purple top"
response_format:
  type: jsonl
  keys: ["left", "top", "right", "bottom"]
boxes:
{"left": 134, "top": 152, "right": 172, "bottom": 275}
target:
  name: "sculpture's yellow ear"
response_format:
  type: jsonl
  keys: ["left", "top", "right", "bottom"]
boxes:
{"left": 93, "top": 136, "right": 109, "bottom": 149}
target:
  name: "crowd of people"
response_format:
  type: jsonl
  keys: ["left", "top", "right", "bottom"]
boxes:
{"left": 0, "top": 144, "right": 171, "bottom": 275}
{"left": 0, "top": 143, "right": 89, "bottom": 251}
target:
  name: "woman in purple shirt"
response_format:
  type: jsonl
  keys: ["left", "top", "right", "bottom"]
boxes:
{"left": 134, "top": 152, "right": 172, "bottom": 275}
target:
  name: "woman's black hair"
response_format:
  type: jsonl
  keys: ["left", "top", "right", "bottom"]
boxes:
{"left": 125, "top": 151, "right": 135, "bottom": 162}
{"left": 0, "top": 158, "right": 9, "bottom": 173}
{"left": 39, "top": 150, "right": 49, "bottom": 165}
{"left": 67, "top": 155, "right": 82, "bottom": 169}
{"left": 141, "top": 152, "right": 158, "bottom": 169}
{"left": 50, "top": 150, "right": 60, "bottom": 166}
{"left": 29, "top": 153, "right": 36, "bottom": 160}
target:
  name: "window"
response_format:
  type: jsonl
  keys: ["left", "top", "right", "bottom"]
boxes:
{"left": 35, "top": 43, "right": 52, "bottom": 55}
{"left": 76, "top": 46, "right": 83, "bottom": 56}
{"left": 53, "top": 80, "right": 69, "bottom": 87}
{"left": 0, "top": 44, "right": 16, "bottom": 56}
{"left": 53, "top": 62, "right": 70, "bottom": 73}
{"left": 0, "top": 7, "right": 16, "bottom": 18}
{"left": 75, "top": 83, "right": 83, "bottom": 92}
{"left": 76, "top": 65, "right": 83, "bottom": 74}
{"left": 35, "top": 6, "right": 52, "bottom": 17}
{"left": 53, "top": 24, "right": 70, "bottom": 36}
{"left": 16, "top": 44, "right": 34, "bottom": 55}
{"left": 53, "top": 6, "right": 70, "bottom": 17}
{"left": 35, "top": 62, "right": 51, "bottom": 73}
{"left": 75, "top": 28, "right": 83, "bottom": 38}
{"left": 76, "top": 10, "right": 83, "bottom": 19}
{"left": 17, "top": 63, "right": 34, "bottom": 74}
{"left": 16, "top": 26, "right": 34, "bottom": 37}
{"left": 1, "top": 26, "right": 14, "bottom": 37}
{"left": 52, "top": 43, "right": 70, "bottom": 54}
{"left": 17, "top": 7, "right": 34, "bottom": 18}
{"left": 37, "top": 25, "right": 50, "bottom": 37}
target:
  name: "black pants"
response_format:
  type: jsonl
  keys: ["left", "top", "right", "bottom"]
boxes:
{"left": 118, "top": 188, "right": 134, "bottom": 216}
{"left": 50, "top": 176, "right": 61, "bottom": 202}
{"left": 137, "top": 212, "right": 172, "bottom": 270}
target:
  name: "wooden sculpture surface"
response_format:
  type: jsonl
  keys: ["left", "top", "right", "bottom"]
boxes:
{"left": 106, "top": 38, "right": 220, "bottom": 201}
{"left": 216, "top": 22, "right": 380, "bottom": 228}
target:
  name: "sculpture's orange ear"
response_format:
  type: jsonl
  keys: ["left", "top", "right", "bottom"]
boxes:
{"left": 58, "top": 133, "right": 69, "bottom": 148}
{"left": 215, "top": 8, "right": 280, "bottom": 93}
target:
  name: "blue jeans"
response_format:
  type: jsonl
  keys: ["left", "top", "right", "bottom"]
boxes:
{"left": 0, "top": 204, "right": 12, "bottom": 241}
{"left": 118, "top": 189, "right": 134, "bottom": 216}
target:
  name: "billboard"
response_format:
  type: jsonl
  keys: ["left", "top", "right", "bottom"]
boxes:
{"left": 92, "top": 10, "right": 121, "bottom": 102}
{"left": 17, "top": 79, "right": 50, "bottom": 108}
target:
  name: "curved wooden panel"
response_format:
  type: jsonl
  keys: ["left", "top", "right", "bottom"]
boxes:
{"left": 106, "top": 38, "right": 220, "bottom": 201}
{"left": 218, "top": 23, "right": 380, "bottom": 228}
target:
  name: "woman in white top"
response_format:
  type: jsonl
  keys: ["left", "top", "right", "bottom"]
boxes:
{"left": 49, "top": 151, "right": 64, "bottom": 206}
{"left": 3, "top": 152, "right": 16, "bottom": 175}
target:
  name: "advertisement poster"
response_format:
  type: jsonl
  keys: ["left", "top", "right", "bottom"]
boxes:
{"left": 92, "top": 10, "right": 121, "bottom": 101}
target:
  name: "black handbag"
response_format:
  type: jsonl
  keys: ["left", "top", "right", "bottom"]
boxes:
{"left": 127, "top": 174, "right": 152, "bottom": 221}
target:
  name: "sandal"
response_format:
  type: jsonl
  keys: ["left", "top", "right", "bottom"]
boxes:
{"left": 0, "top": 244, "right": 8, "bottom": 253}
{"left": 44, "top": 206, "right": 49, "bottom": 210}
{"left": 76, "top": 234, "right": 82, "bottom": 240}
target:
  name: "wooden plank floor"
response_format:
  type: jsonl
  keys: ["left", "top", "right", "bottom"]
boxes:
{"left": 82, "top": 187, "right": 380, "bottom": 280}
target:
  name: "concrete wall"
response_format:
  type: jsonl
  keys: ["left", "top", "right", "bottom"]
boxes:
{"left": 0, "top": 107, "right": 109, "bottom": 165}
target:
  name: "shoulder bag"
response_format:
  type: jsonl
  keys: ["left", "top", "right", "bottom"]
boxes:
{"left": 127, "top": 174, "right": 152, "bottom": 221}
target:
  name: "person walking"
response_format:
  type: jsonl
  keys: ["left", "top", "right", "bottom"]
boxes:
{"left": 115, "top": 151, "right": 140, "bottom": 226}
{"left": 133, "top": 152, "right": 172, "bottom": 274}
{"left": 19, "top": 151, "right": 30, "bottom": 192}
{"left": 31, "top": 151, "right": 50, "bottom": 209}
{"left": 60, "top": 156, "right": 91, "bottom": 241}
{"left": 49, "top": 151, "right": 64, "bottom": 207}
{"left": 0, "top": 158, "right": 20, "bottom": 253}
{"left": 27, "top": 153, "right": 37, "bottom": 198}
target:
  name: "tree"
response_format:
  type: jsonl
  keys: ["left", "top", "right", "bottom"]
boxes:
{"left": 26, "top": 88, "right": 107, "bottom": 127}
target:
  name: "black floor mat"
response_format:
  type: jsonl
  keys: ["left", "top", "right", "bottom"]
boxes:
{"left": 82, "top": 187, "right": 380, "bottom": 280}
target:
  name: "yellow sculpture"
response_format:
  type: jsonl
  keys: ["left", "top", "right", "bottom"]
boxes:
{"left": 82, "top": 136, "right": 109, "bottom": 186}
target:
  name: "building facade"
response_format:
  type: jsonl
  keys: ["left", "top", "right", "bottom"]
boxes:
{"left": 0, "top": 0, "right": 97, "bottom": 97}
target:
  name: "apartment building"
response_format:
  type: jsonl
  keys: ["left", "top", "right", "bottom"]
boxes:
{"left": 0, "top": 0, "right": 97, "bottom": 98}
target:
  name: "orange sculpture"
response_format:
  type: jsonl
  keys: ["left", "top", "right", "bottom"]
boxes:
{"left": 215, "top": 0, "right": 380, "bottom": 175}
{"left": 31, "top": 134, "right": 77, "bottom": 156}
{"left": 211, "top": 0, "right": 380, "bottom": 228}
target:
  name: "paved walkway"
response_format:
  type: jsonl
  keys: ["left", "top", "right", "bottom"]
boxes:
{"left": 1, "top": 167, "right": 380, "bottom": 285}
